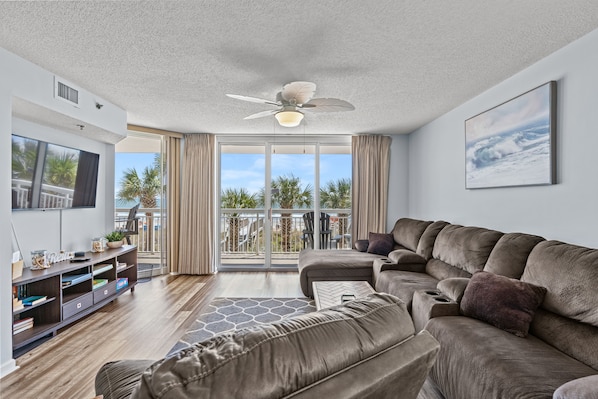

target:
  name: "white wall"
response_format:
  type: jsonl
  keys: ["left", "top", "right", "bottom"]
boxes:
{"left": 387, "top": 134, "right": 409, "bottom": 230}
{"left": 11, "top": 118, "right": 115, "bottom": 258}
{"left": 0, "top": 48, "right": 125, "bottom": 377}
{"left": 407, "top": 28, "right": 598, "bottom": 247}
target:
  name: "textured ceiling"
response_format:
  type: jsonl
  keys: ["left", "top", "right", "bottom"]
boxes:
{"left": 1, "top": 1, "right": 598, "bottom": 136}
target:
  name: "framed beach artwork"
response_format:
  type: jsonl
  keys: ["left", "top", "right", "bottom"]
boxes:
{"left": 465, "top": 81, "right": 556, "bottom": 189}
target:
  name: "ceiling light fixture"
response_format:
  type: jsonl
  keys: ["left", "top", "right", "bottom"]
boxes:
{"left": 275, "top": 109, "right": 304, "bottom": 127}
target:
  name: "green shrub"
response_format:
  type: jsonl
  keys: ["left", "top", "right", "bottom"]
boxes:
{"left": 105, "top": 230, "right": 126, "bottom": 242}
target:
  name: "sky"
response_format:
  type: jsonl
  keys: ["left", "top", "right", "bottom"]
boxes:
{"left": 115, "top": 152, "right": 351, "bottom": 198}
{"left": 465, "top": 82, "right": 552, "bottom": 143}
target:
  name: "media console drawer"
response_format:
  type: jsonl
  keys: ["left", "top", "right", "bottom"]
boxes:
{"left": 62, "top": 292, "right": 93, "bottom": 320}
{"left": 93, "top": 281, "right": 117, "bottom": 304}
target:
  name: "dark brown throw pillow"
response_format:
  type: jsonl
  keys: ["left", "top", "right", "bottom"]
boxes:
{"left": 460, "top": 271, "right": 546, "bottom": 337}
{"left": 367, "top": 232, "right": 394, "bottom": 256}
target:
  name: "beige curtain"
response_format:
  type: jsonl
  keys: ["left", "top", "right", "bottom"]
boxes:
{"left": 351, "top": 135, "right": 391, "bottom": 242}
{"left": 178, "top": 134, "right": 215, "bottom": 274}
{"left": 166, "top": 136, "right": 181, "bottom": 273}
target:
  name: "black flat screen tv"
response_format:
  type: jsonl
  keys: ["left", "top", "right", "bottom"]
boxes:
{"left": 11, "top": 134, "right": 100, "bottom": 210}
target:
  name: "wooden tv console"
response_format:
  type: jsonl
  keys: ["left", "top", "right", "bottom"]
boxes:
{"left": 11, "top": 245, "right": 138, "bottom": 356}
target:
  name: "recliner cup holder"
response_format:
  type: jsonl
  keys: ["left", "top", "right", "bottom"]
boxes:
{"left": 425, "top": 290, "right": 440, "bottom": 296}
{"left": 434, "top": 297, "right": 450, "bottom": 303}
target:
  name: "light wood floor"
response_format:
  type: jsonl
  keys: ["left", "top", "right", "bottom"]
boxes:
{"left": 0, "top": 272, "right": 305, "bottom": 399}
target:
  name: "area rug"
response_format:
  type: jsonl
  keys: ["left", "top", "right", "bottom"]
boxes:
{"left": 168, "top": 297, "right": 315, "bottom": 355}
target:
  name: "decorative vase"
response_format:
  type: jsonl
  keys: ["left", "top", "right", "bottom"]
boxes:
{"left": 106, "top": 240, "right": 123, "bottom": 249}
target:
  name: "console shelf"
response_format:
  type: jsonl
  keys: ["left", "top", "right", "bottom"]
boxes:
{"left": 11, "top": 245, "right": 138, "bottom": 356}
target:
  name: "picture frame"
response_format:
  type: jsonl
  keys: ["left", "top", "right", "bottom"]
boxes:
{"left": 465, "top": 81, "right": 556, "bottom": 189}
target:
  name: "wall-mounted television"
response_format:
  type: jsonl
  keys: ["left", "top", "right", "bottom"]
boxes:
{"left": 12, "top": 134, "right": 100, "bottom": 210}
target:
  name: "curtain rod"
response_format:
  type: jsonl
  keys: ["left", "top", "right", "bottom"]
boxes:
{"left": 127, "top": 124, "right": 184, "bottom": 139}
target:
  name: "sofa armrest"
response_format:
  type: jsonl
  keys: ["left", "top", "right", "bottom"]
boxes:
{"left": 354, "top": 239, "right": 369, "bottom": 252}
{"left": 411, "top": 289, "right": 459, "bottom": 332}
{"left": 372, "top": 253, "right": 426, "bottom": 287}
{"left": 437, "top": 277, "right": 470, "bottom": 303}
{"left": 387, "top": 249, "right": 427, "bottom": 272}
{"left": 96, "top": 359, "right": 155, "bottom": 399}
{"left": 553, "top": 375, "right": 598, "bottom": 399}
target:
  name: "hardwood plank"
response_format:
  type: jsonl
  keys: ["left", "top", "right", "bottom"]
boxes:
{"left": 0, "top": 271, "right": 304, "bottom": 398}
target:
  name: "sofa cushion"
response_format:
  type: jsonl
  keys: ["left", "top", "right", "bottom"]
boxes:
{"left": 416, "top": 221, "right": 449, "bottom": 260}
{"left": 375, "top": 270, "right": 439, "bottom": 312}
{"left": 131, "top": 294, "right": 424, "bottom": 398}
{"left": 521, "top": 240, "right": 598, "bottom": 327}
{"left": 432, "top": 225, "right": 503, "bottom": 275}
{"left": 297, "top": 249, "right": 379, "bottom": 296}
{"left": 460, "top": 271, "right": 546, "bottom": 337}
{"left": 484, "top": 232, "right": 545, "bottom": 278}
{"left": 390, "top": 218, "right": 433, "bottom": 252}
{"left": 367, "top": 232, "right": 394, "bottom": 255}
{"left": 426, "top": 316, "right": 597, "bottom": 399}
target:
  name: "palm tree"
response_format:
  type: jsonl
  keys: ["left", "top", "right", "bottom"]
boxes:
{"left": 261, "top": 174, "right": 313, "bottom": 252}
{"left": 221, "top": 188, "right": 258, "bottom": 252}
{"left": 117, "top": 159, "right": 162, "bottom": 252}
{"left": 11, "top": 137, "right": 38, "bottom": 180}
{"left": 44, "top": 153, "right": 77, "bottom": 188}
{"left": 320, "top": 178, "right": 352, "bottom": 246}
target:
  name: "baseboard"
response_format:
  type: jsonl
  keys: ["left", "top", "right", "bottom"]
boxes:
{"left": 0, "top": 359, "right": 18, "bottom": 379}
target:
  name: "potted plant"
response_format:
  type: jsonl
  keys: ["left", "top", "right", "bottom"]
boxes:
{"left": 105, "top": 230, "right": 126, "bottom": 249}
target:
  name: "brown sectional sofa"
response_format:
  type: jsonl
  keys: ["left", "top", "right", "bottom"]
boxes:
{"left": 95, "top": 217, "right": 598, "bottom": 399}
{"left": 298, "top": 217, "right": 598, "bottom": 399}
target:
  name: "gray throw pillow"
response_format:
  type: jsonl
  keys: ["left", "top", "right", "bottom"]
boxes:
{"left": 367, "top": 232, "right": 394, "bottom": 256}
{"left": 460, "top": 271, "right": 546, "bottom": 337}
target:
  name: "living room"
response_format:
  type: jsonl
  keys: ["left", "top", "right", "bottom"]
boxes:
{"left": 2, "top": 2, "right": 598, "bottom": 398}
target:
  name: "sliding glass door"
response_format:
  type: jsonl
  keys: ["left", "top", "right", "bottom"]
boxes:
{"left": 218, "top": 137, "right": 351, "bottom": 270}
{"left": 115, "top": 131, "right": 166, "bottom": 277}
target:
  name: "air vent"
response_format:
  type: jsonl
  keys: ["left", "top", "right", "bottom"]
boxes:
{"left": 54, "top": 77, "right": 80, "bottom": 107}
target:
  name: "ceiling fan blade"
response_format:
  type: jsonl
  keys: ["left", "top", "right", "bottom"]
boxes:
{"left": 226, "top": 94, "right": 280, "bottom": 106}
{"left": 243, "top": 109, "right": 279, "bottom": 120}
{"left": 281, "top": 81, "right": 316, "bottom": 105}
{"left": 302, "top": 98, "right": 355, "bottom": 112}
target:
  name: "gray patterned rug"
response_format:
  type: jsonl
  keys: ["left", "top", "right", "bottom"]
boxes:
{"left": 168, "top": 297, "right": 315, "bottom": 355}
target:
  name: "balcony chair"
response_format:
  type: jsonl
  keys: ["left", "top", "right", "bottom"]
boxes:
{"left": 302, "top": 211, "right": 332, "bottom": 249}
{"left": 115, "top": 203, "right": 140, "bottom": 245}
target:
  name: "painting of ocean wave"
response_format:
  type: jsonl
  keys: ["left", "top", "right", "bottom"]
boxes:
{"left": 465, "top": 82, "right": 556, "bottom": 189}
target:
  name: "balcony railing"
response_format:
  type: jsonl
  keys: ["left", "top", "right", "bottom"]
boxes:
{"left": 115, "top": 207, "right": 163, "bottom": 255}
{"left": 13, "top": 179, "right": 74, "bottom": 208}
{"left": 114, "top": 207, "right": 351, "bottom": 264}
{"left": 220, "top": 208, "right": 352, "bottom": 257}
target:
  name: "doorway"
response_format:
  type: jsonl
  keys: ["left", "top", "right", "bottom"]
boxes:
{"left": 218, "top": 136, "right": 351, "bottom": 270}
{"left": 115, "top": 131, "right": 167, "bottom": 277}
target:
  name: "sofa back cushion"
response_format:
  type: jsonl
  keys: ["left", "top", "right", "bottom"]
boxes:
{"left": 390, "top": 218, "right": 433, "bottom": 252}
{"left": 132, "top": 294, "right": 421, "bottom": 398}
{"left": 431, "top": 225, "right": 503, "bottom": 276}
{"left": 416, "top": 220, "right": 449, "bottom": 260}
{"left": 484, "top": 232, "right": 545, "bottom": 279}
{"left": 522, "top": 240, "right": 598, "bottom": 327}
{"left": 522, "top": 240, "right": 598, "bottom": 369}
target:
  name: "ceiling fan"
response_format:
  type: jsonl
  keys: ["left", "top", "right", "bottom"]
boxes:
{"left": 226, "top": 81, "right": 355, "bottom": 127}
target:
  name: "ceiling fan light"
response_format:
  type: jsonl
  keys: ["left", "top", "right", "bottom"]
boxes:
{"left": 275, "top": 110, "right": 304, "bottom": 127}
